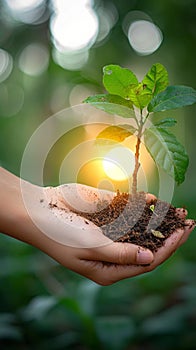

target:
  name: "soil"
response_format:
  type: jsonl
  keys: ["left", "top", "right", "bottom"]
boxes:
{"left": 76, "top": 191, "right": 187, "bottom": 252}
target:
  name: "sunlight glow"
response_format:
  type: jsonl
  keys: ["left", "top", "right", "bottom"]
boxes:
{"left": 103, "top": 147, "right": 135, "bottom": 181}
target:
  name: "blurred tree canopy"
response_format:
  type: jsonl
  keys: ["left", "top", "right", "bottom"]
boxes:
{"left": 0, "top": 0, "right": 195, "bottom": 349}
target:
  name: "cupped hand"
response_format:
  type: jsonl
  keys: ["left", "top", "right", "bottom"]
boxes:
{"left": 24, "top": 183, "right": 195, "bottom": 286}
{"left": 1, "top": 167, "right": 194, "bottom": 286}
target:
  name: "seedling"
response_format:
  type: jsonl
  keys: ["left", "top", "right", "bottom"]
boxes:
{"left": 150, "top": 204, "right": 155, "bottom": 212}
{"left": 84, "top": 63, "right": 196, "bottom": 195}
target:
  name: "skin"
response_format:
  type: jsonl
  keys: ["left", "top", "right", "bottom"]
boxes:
{"left": 0, "top": 166, "right": 195, "bottom": 286}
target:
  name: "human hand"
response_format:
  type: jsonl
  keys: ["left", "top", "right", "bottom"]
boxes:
{"left": 24, "top": 182, "right": 194, "bottom": 285}
{"left": 1, "top": 166, "right": 194, "bottom": 286}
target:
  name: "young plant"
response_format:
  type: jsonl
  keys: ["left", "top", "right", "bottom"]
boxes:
{"left": 84, "top": 63, "right": 196, "bottom": 195}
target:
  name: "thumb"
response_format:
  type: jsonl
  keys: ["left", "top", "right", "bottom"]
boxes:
{"left": 85, "top": 242, "right": 154, "bottom": 265}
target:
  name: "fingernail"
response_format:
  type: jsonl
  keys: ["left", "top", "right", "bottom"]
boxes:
{"left": 185, "top": 219, "right": 196, "bottom": 229}
{"left": 136, "top": 248, "right": 154, "bottom": 264}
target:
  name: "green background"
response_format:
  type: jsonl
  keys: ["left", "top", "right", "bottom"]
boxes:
{"left": 0, "top": 0, "right": 195, "bottom": 349}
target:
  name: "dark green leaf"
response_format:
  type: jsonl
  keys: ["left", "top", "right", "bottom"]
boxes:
{"left": 0, "top": 313, "right": 22, "bottom": 340}
{"left": 154, "top": 118, "right": 177, "bottom": 127}
{"left": 76, "top": 280, "right": 101, "bottom": 316}
{"left": 84, "top": 94, "right": 135, "bottom": 118}
{"left": 144, "top": 127, "right": 189, "bottom": 184}
{"left": 97, "top": 124, "right": 136, "bottom": 142}
{"left": 95, "top": 316, "right": 135, "bottom": 350}
{"left": 103, "top": 65, "right": 138, "bottom": 99}
{"left": 0, "top": 325, "right": 22, "bottom": 340}
{"left": 142, "top": 63, "right": 169, "bottom": 96}
{"left": 22, "top": 296, "right": 57, "bottom": 321}
{"left": 148, "top": 85, "right": 196, "bottom": 112}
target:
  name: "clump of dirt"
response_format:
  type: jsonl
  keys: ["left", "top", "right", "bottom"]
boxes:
{"left": 76, "top": 191, "right": 187, "bottom": 252}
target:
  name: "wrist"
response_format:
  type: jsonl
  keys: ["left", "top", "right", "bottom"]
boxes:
{"left": 0, "top": 167, "right": 32, "bottom": 240}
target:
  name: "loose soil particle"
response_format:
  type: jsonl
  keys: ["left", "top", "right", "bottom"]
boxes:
{"left": 76, "top": 192, "right": 187, "bottom": 252}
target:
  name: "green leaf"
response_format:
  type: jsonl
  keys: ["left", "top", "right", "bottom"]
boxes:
{"left": 129, "top": 83, "right": 153, "bottom": 109}
{"left": 154, "top": 118, "right": 177, "bottom": 127}
{"left": 148, "top": 85, "right": 196, "bottom": 112}
{"left": 103, "top": 65, "right": 138, "bottom": 99}
{"left": 128, "top": 64, "right": 169, "bottom": 109}
{"left": 84, "top": 94, "right": 135, "bottom": 118}
{"left": 144, "top": 127, "right": 189, "bottom": 184}
{"left": 142, "top": 63, "right": 169, "bottom": 96}
{"left": 97, "top": 124, "right": 136, "bottom": 142}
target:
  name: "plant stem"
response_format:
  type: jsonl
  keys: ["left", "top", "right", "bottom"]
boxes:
{"left": 132, "top": 110, "right": 144, "bottom": 195}
{"left": 143, "top": 112, "right": 150, "bottom": 125}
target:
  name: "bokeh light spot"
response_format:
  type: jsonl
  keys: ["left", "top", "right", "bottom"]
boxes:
{"left": 50, "top": 8, "right": 98, "bottom": 52}
{"left": 128, "top": 20, "right": 163, "bottom": 55}
{"left": 4, "top": 0, "right": 47, "bottom": 24}
{"left": 50, "top": 85, "right": 69, "bottom": 113}
{"left": 0, "top": 83, "right": 24, "bottom": 117}
{"left": 95, "top": 2, "right": 118, "bottom": 44}
{"left": 18, "top": 43, "right": 49, "bottom": 76}
{"left": 50, "top": 0, "right": 98, "bottom": 70}
{"left": 69, "top": 84, "right": 97, "bottom": 106}
{"left": 51, "top": 0, "right": 94, "bottom": 13}
{"left": 52, "top": 48, "right": 89, "bottom": 71}
{"left": 122, "top": 10, "right": 152, "bottom": 36}
{"left": 0, "top": 48, "right": 13, "bottom": 83}
{"left": 5, "top": 0, "right": 44, "bottom": 11}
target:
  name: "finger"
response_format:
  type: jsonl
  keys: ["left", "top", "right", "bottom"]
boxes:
{"left": 82, "top": 241, "right": 154, "bottom": 266}
{"left": 77, "top": 221, "right": 195, "bottom": 286}
{"left": 78, "top": 260, "right": 149, "bottom": 285}
{"left": 115, "top": 228, "right": 185, "bottom": 281}
{"left": 145, "top": 193, "right": 157, "bottom": 203}
{"left": 148, "top": 226, "right": 185, "bottom": 269}
{"left": 42, "top": 238, "right": 151, "bottom": 286}
{"left": 175, "top": 207, "right": 188, "bottom": 219}
{"left": 177, "top": 219, "right": 195, "bottom": 247}
{"left": 56, "top": 183, "right": 115, "bottom": 213}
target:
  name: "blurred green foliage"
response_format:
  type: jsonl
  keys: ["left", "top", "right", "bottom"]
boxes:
{"left": 0, "top": 0, "right": 196, "bottom": 349}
